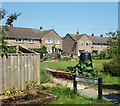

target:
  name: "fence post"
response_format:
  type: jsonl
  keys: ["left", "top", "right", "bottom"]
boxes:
{"left": 73, "top": 74, "right": 77, "bottom": 94}
{"left": 98, "top": 78, "right": 102, "bottom": 99}
{"left": 36, "top": 54, "right": 40, "bottom": 85}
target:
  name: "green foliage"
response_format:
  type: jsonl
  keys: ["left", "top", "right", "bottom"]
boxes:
{"left": 67, "top": 60, "right": 98, "bottom": 78}
{"left": 0, "top": 9, "right": 7, "bottom": 19}
{"left": 39, "top": 85, "right": 112, "bottom": 104}
{"left": 42, "top": 54, "right": 51, "bottom": 61}
{"left": 103, "top": 31, "right": 120, "bottom": 76}
{"left": 0, "top": 9, "right": 21, "bottom": 55}
{"left": 5, "top": 13, "right": 21, "bottom": 25}
{"left": 40, "top": 68, "right": 52, "bottom": 84}
{"left": 0, "top": 29, "right": 16, "bottom": 54}
{"left": 61, "top": 57, "right": 71, "bottom": 61}
{"left": 39, "top": 85, "right": 75, "bottom": 98}
{"left": 103, "top": 57, "right": 120, "bottom": 76}
{"left": 24, "top": 81, "right": 38, "bottom": 94}
{"left": 106, "top": 31, "right": 120, "bottom": 59}
{"left": 33, "top": 45, "right": 47, "bottom": 54}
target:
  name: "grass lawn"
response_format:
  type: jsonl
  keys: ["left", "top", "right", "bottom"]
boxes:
{"left": 40, "top": 85, "right": 113, "bottom": 104}
{"left": 41, "top": 59, "right": 119, "bottom": 92}
{"left": 51, "top": 95, "right": 113, "bottom": 104}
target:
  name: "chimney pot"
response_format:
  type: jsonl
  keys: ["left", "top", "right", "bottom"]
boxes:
{"left": 100, "top": 34, "right": 103, "bottom": 37}
{"left": 76, "top": 31, "right": 79, "bottom": 34}
{"left": 10, "top": 24, "right": 13, "bottom": 27}
{"left": 40, "top": 26, "right": 43, "bottom": 29}
{"left": 92, "top": 33, "right": 94, "bottom": 36}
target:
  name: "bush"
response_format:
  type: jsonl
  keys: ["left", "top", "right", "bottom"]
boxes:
{"left": 62, "top": 57, "right": 71, "bottom": 61}
{"left": 67, "top": 60, "right": 98, "bottom": 78}
{"left": 42, "top": 54, "right": 51, "bottom": 61}
{"left": 103, "top": 58, "right": 120, "bottom": 76}
{"left": 40, "top": 69, "right": 52, "bottom": 84}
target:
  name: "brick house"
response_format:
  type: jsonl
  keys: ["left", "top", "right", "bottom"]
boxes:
{"left": 2, "top": 25, "right": 62, "bottom": 53}
{"left": 63, "top": 32, "right": 110, "bottom": 56}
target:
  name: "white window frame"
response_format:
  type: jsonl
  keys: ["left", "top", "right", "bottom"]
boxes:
{"left": 15, "top": 39, "right": 24, "bottom": 43}
{"left": 55, "top": 40, "right": 60, "bottom": 44}
{"left": 45, "top": 40, "right": 53, "bottom": 44}
{"left": 28, "top": 39, "right": 34, "bottom": 43}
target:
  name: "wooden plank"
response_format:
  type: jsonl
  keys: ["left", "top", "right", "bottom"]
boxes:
{"left": 28, "top": 54, "right": 31, "bottom": 82}
{"left": 24, "top": 54, "right": 28, "bottom": 87}
{"left": 6, "top": 55, "right": 9, "bottom": 90}
{"left": 14, "top": 55, "right": 18, "bottom": 88}
{"left": 31, "top": 54, "right": 33, "bottom": 81}
{"left": 0, "top": 56, "right": 3, "bottom": 93}
{"left": 8, "top": 55, "right": 11, "bottom": 90}
{"left": 20, "top": 54, "right": 22, "bottom": 90}
{"left": 17, "top": 54, "right": 20, "bottom": 90}
{"left": 13, "top": 55, "right": 15, "bottom": 87}
{"left": 11, "top": 55, "right": 14, "bottom": 88}
{"left": 4, "top": 55, "right": 7, "bottom": 90}
{"left": 21, "top": 54, "right": 25, "bottom": 90}
{"left": 33, "top": 54, "right": 36, "bottom": 82}
{"left": 36, "top": 54, "right": 40, "bottom": 85}
{"left": 2, "top": 55, "right": 4, "bottom": 91}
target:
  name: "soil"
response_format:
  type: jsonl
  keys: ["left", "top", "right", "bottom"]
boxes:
{"left": 1, "top": 92, "right": 57, "bottom": 105}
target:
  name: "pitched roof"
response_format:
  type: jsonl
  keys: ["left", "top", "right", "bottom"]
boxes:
{"left": 88, "top": 36, "right": 109, "bottom": 44}
{"left": 67, "top": 33, "right": 85, "bottom": 41}
{"left": 66, "top": 33, "right": 111, "bottom": 44}
{"left": 2, "top": 26, "right": 52, "bottom": 39}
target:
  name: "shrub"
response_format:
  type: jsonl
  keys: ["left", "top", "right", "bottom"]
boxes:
{"left": 67, "top": 60, "right": 98, "bottom": 78}
{"left": 103, "top": 58, "right": 120, "bottom": 76}
{"left": 42, "top": 54, "right": 51, "bottom": 61}
{"left": 40, "top": 69, "right": 52, "bottom": 84}
{"left": 62, "top": 57, "right": 71, "bottom": 61}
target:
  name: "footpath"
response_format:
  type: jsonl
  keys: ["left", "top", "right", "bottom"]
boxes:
{"left": 52, "top": 76, "right": 120, "bottom": 104}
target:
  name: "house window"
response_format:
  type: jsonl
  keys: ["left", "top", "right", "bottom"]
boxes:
{"left": 86, "top": 43, "right": 91, "bottom": 46}
{"left": 28, "top": 39, "right": 34, "bottom": 43}
{"left": 55, "top": 40, "right": 60, "bottom": 44}
{"left": 100, "top": 44, "right": 103, "bottom": 47}
{"left": 94, "top": 44, "right": 98, "bottom": 47}
{"left": 45, "top": 40, "right": 53, "bottom": 44}
{"left": 47, "top": 49, "right": 52, "bottom": 53}
{"left": 16, "top": 39, "right": 24, "bottom": 43}
{"left": 81, "top": 42, "right": 84, "bottom": 46}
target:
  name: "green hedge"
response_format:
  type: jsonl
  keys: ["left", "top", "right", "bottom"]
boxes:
{"left": 103, "top": 58, "right": 120, "bottom": 76}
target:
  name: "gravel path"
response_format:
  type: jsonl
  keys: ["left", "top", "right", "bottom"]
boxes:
{"left": 52, "top": 77, "right": 120, "bottom": 104}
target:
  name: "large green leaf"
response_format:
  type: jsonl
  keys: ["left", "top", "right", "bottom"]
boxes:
{"left": 85, "top": 66, "right": 93, "bottom": 71}
{"left": 84, "top": 60, "right": 91, "bottom": 66}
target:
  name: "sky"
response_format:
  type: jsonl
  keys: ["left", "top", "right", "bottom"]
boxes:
{"left": 1, "top": 2, "right": 118, "bottom": 37}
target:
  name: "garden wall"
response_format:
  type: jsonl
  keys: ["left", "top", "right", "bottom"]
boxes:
{"left": 0, "top": 53, "right": 40, "bottom": 93}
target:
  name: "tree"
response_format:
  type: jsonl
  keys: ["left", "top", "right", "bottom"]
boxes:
{"left": 103, "top": 31, "right": 120, "bottom": 76}
{"left": 106, "top": 31, "right": 120, "bottom": 59}
{"left": 0, "top": 9, "right": 21, "bottom": 55}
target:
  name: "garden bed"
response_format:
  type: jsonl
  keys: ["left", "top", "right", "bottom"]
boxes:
{"left": 1, "top": 92, "right": 57, "bottom": 105}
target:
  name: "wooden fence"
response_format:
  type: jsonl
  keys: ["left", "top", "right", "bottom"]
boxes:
{"left": 0, "top": 53, "right": 40, "bottom": 93}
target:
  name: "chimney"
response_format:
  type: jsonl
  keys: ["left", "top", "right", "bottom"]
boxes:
{"left": 92, "top": 33, "right": 94, "bottom": 36}
{"left": 10, "top": 24, "right": 13, "bottom": 27}
{"left": 40, "top": 26, "right": 43, "bottom": 31}
{"left": 76, "top": 31, "right": 79, "bottom": 34}
{"left": 100, "top": 34, "right": 103, "bottom": 37}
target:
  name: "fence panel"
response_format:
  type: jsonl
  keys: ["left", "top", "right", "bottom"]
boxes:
{"left": 0, "top": 53, "right": 40, "bottom": 93}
